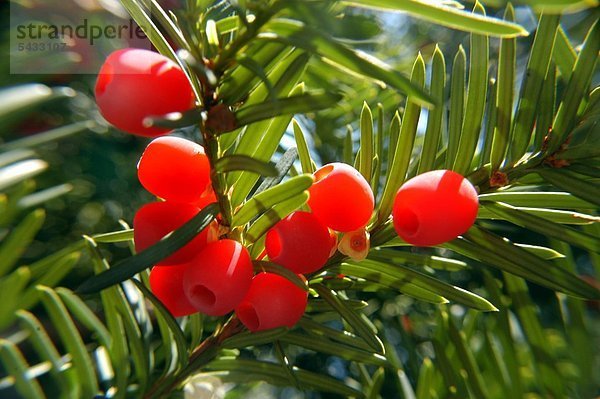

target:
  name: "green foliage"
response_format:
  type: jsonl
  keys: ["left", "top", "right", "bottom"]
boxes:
{"left": 344, "top": 0, "right": 528, "bottom": 37}
{"left": 1, "top": 0, "right": 599, "bottom": 398}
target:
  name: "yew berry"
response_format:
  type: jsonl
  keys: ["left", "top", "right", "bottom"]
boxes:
{"left": 137, "top": 136, "right": 212, "bottom": 204}
{"left": 235, "top": 272, "right": 308, "bottom": 332}
{"left": 308, "top": 163, "right": 374, "bottom": 232}
{"left": 183, "top": 239, "right": 253, "bottom": 316}
{"left": 149, "top": 265, "right": 197, "bottom": 317}
{"left": 133, "top": 201, "right": 215, "bottom": 265}
{"left": 95, "top": 48, "right": 195, "bottom": 136}
{"left": 265, "top": 211, "right": 331, "bottom": 274}
{"left": 392, "top": 169, "right": 478, "bottom": 246}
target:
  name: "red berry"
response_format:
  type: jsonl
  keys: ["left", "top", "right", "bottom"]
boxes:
{"left": 265, "top": 211, "right": 331, "bottom": 274}
{"left": 137, "top": 136, "right": 212, "bottom": 204}
{"left": 95, "top": 48, "right": 195, "bottom": 136}
{"left": 183, "top": 240, "right": 253, "bottom": 316}
{"left": 149, "top": 265, "right": 197, "bottom": 317}
{"left": 235, "top": 272, "right": 308, "bottom": 332}
{"left": 134, "top": 201, "right": 213, "bottom": 265}
{"left": 392, "top": 170, "right": 478, "bottom": 246}
{"left": 308, "top": 163, "right": 374, "bottom": 232}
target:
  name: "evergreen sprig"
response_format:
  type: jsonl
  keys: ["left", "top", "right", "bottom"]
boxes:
{"left": 0, "top": 1, "right": 598, "bottom": 398}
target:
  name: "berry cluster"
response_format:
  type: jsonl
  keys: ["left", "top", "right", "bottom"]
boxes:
{"left": 266, "top": 163, "right": 375, "bottom": 274}
{"left": 249, "top": 162, "right": 377, "bottom": 328}
{"left": 133, "top": 135, "right": 310, "bottom": 331}
{"left": 95, "top": 48, "right": 479, "bottom": 333}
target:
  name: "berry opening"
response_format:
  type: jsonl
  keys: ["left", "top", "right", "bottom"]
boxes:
{"left": 351, "top": 236, "right": 366, "bottom": 251}
{"left": 313, "top": 164, "right": 334, "bottom": 183}
{"left": 190, "top": 285, "right": 216, "bottom": 308}
{"left": 237, "top": 303, "right": 260, "bottom": 331}
{"left": 396, "top": 207, "right": 420, "bottom": 237}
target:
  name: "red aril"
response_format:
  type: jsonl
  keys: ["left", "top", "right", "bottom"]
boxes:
{"left": 149, "top": 265, "right": 197, "bottom": 317}
{"left": 392, "top": 169, "right": 478, "bottom": 246}
{"left": 235, "top": 272, "right": 308, "bottom": 332}
{"left": 183, "top": 240, "right": 253, "bottom": 316}
{"left": 133, "top": 201, "right": 214, "bottom": 265}
{"left": 308, "top": 163, "right": 374, "bottom": 232}
{"left": 265, "top": 211, "right": 331, "bottom": 274}
{"left": 95, "top": 48, "right": 195, "bottom": 136}
{"left": 137, "top": 136, "right": 212, "bottom": 204}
